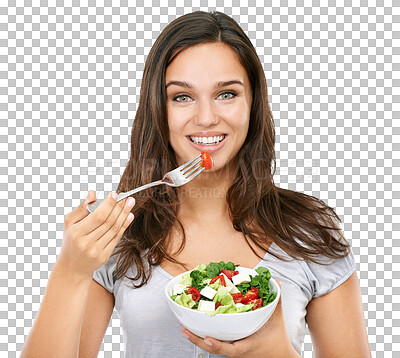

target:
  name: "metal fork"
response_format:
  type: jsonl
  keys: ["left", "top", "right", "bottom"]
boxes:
{"left": 86, "top": 154, "right": 204, "bottom": 213}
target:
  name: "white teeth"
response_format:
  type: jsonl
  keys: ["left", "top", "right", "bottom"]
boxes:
{"left": 189, "top": 135, "right": 225, "bottom": 145}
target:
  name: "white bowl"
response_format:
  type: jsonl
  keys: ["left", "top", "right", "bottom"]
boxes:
{"left": 165, "top": 266, "right": 280, "bottom": 341}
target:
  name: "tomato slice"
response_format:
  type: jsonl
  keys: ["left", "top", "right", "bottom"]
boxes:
{"left": 200, "top": 151, "right": 214, "bottom": 170}
{"left": 241, "top": 289, "right": 258, "bottom": 303}
{"left": 186, "top": 287, "right": 201, "bottom": 301}
{"left": 231, "top": 293, "right": 243, "bottom": 304}
{"left": 250, "top": 286, "right": 259, "bottom": 297}
{"left": 209, "top": 275, "right": 226, "bottom": 286}
{"left": 220, "top": 270, "right": 239, "bottom": 281}
{"left": 251, "top": 298, "right": 263, "bottom": 310}
{"left": 215, "top": 302, "right": 222, "bottom": 309}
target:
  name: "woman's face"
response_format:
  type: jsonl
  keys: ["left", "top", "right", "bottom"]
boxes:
{"left": 165, "top": 42, "right": 252, "bottom": 171}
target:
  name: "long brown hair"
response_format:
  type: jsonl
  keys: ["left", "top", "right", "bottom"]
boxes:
{"left": 113, "top": 11, "right": 351, "bottom": 287}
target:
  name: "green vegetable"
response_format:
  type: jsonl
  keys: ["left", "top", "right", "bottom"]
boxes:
{"left": 212, "top": 286, "right": 234, "bottom": 306}
{"left": 209, "top": 278, "right": 223, "bottom": 291}
{"left": 171, "top": 262, "right": 276, "bottom": 315}
{"left": 180, "top": 273, "right": 192, "bottom": 286}
{"left": 236, "top": 266, "right": 274, "bottom": 307}
{"left": 173, "top": 292, "right": 196, "bottom": 309}
{"left": 205, "top": 286, "right": 254, "bottom": 317}
{"left": 205, "top": 302, "right": 254, "bottom": 317}
{"left": 189, "top": 270, "right": 208, "bottom": 291}
{"left": 205, "top": 261, "right": 238, "bottom": 278}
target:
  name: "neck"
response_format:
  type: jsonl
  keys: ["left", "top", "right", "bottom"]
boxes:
{"left": 176, "top": 164, "right": 234, "bottom": 224}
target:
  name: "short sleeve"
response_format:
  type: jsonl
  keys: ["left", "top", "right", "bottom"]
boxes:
{"left": 93, "top": 255, "right": 118, "bottom": 293}
{"left": 304, "top": 248, "right": 356, "bottom": 298}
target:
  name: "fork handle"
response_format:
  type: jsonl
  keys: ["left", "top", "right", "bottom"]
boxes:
{"left": 86, "top": 180, "right": 163, "bottom": 213}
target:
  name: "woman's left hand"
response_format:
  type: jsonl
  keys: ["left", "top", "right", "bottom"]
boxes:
{"left": 180, "top": 281, "right": 300, "bottom": 358}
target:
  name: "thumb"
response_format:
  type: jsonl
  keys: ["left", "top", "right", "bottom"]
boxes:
{"left": 65, "top": 190, "right": 96, "bottom": 228}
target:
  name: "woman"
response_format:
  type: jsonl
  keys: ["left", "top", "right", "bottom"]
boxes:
{"left": 21, "top": 11, "right": 371, "bottom": 358}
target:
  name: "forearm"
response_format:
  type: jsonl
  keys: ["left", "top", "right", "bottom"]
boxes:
{"left": 285, "top": 347, "right": 301, "bottom": 358}
{"left": 20, "top": 260, "right": 93, "bottom": 358}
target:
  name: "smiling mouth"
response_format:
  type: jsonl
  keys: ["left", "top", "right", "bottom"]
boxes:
{"left": 188, "top": 135, "right": 226, "bottom": 145}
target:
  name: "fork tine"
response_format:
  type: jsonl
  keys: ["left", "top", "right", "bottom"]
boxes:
{"left": 183, "top": 158, "right": 203, "bottom": 177}
{"left": 182, "top": 157, "right": 202, "bottom": 174}
{"left": 185, "top": 166, "right": 205, "bottom": 182}
{"left": 178, "top": 154, "right": 202, "bottom": 171}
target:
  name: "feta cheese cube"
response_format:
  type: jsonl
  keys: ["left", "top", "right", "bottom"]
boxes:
{"left": 173, "top": 284, "right": 187, "bottom": 295}
{"left": 200, "top": 286, "right": 217, "bottom": 300}
{"left": 226, "top": 285, "right": 241, "bottom": 294}
{"left": 221, "top": 273, "right": 241, "bottom": 293}
{"left": 198, "top": 300, "right": 216, "bottom": 312}
{"left": 235, "top": 303, "right": 245, "bottom": 307}
{"left": 232, "top": 273, "right": 251, "bottom": 285}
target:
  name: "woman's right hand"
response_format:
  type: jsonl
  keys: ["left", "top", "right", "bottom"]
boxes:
{"left": 57, "top": 190, "right": 135, "bottom": 277}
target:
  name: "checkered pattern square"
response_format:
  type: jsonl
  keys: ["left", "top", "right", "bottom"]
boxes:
{"left": 0, "top": 0, "right": 398, "bottom": 357}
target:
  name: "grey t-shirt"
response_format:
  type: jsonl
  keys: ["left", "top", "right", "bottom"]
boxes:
{"left": 93, "top": 242, "right": 355, "bottom": 357}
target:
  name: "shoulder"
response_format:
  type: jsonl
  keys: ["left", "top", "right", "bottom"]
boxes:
{"left": 93, "top": 254, "right": 119, "bottom": 293}
{"left": 260, "top": 242, "right": 356, "bottom": 300}
{"left": 297, "top": 247, "right": 356, "bottom": 298}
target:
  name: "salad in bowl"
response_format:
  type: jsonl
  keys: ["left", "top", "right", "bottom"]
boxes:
{"left": 165, "top": 261, "right": 280, "bottom": 341}
{"left": 170, "top": 261, "right": 277, "bottom": 317}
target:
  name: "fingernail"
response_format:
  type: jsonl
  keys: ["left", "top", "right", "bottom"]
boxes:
{"left": 127, "top": 197, "right": 135, "bottom": 207}
{"left": 204, "top": 339, "right": 213, "bottom": 346}
{"left": 111, "top": 191, "right": 118, "bottom": 200}
{"left": 127, "top": 213, "right": 134, "bottom": 222}
{"left": 181, "top": 331, "right": 189, "bottom": 339}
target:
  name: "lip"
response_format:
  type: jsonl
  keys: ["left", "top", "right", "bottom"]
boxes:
{"left": 188, "top": 131, "right": 227, "bottom": 137}
{"left": 186, "top": 134, "right": 228, "bottom": 154}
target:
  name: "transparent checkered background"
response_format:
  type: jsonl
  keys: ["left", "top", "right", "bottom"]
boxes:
{"left": 0, "top": 0, "right": 399, "bottom": 357}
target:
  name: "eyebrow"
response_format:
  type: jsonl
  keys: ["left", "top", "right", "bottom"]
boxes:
{"left": 165, "top": 80, "right": 244, "bottom": 89}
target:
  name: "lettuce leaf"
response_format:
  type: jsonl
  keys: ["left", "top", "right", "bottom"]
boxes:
{"left": 194, "top": 263, "right": 207, "bottom": 274}
{"left": 212, "top": 286, "right": 234, "bottom": 306}
{"left": 173, "top": 292, "right": 196, "bottom": 309}
{"left": 205, "top": 302, "right": 254, "bottom": 317}
{"left": 180, "top": 273, "right": 192, "bottom": 286}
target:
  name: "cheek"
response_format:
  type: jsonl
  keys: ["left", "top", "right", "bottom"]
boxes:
{"left": 167, "top": 106, "right": 178, "bottom": 139}
{"left": 167, "top": 110, "right": 186, "bottom": 145}
{"left": 231, "top": 109, "right": 250, "bottom": 138}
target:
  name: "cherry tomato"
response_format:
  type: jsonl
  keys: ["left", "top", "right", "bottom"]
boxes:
{"left": 221, "top": 270, "right": 239, "bottom": 281}
{"left": 200, "top": 151, "right": 214, "bottom": 170}
{"left": 249, "top": 286, "right": 259, "bottom": 297}
{"left": 231, "top": 293, "right": 243, "bottom": 304}
{"left": 209, "top": 275, "right": 226, "bottom": 286}
{"left": 241, "top": 289, "right": 258, "bottom": 303}
{"left": 215, "top": 302, "right": 222, "bottom": 309}
{"left": 251, "top": 298, "right": 263, "bottom": 310}
{"left": 186, "top": 287, "right": 201, "bottom": 301}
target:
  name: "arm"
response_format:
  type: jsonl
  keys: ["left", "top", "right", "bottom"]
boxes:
{"left": 306, "top": 271, "right": 372, "bottom": 358}
{"left": 20, "top": 262, "right": 93, "bottom": 358}
{"left": 79, "top": 280, "right": 115, "bottom": 357}
{"left": 20, "top": 191, "right": 134, "bottom": 357}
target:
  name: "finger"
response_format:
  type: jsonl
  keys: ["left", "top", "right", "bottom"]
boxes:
{"left": 85, "top": 190, "right": 97, "bottom": 204}
{"left": 64, "top": 190, "right": 96, "bottom": 229}
{"left": 74, "top": 191, "right": 120, "bottom": 236}
{"left": 181, "top": 327, "right": 242, "bottom": 357}
{"left": 103, "top": 208, "right": 134, "bottom": 254}
{"left": 90, "top": 196, "right": 135, "bottom": 246}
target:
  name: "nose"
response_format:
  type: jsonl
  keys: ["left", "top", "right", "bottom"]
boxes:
{"left": 193, "top": 100, "right": 220, "bottom": 128}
